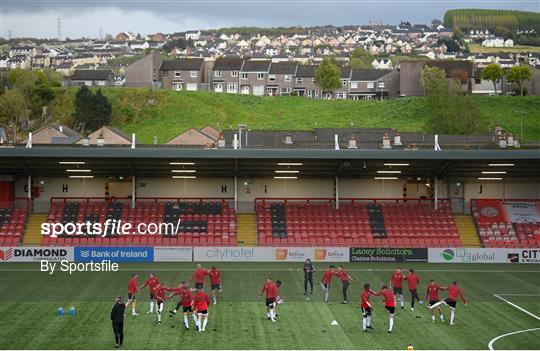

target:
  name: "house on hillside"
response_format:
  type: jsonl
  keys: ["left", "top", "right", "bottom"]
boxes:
{"left": 76, "top": 126, "right": 132, "bottom": 146}
{"left": 21, "top": 124, "right": 81, "bottom": 145}
{"left": 212, "top": 57, "right": 244, "bottom": 94}
{"left": 124, "top": 52, "right": 162, "bottom": 88}
{"left": 240, "top": 60, "right": 271, "bottom": 96}
{"left": 166, "top": 128, "right": 218, "bottom": 146}
{"left": 266, "top": 62, "right": 297, "bottom": 96}
{"left": 160, "top": 58, "right": 206, "bottom": 91}
{"left": 68, "top": 69, "right": 115, "bottom": 87}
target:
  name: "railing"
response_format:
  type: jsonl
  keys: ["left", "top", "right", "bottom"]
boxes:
{"left": 255, "top": 197, "right": 451, "bottom": 208}
{"left": 0, "top": 197, "right": 30, "bottom": 210}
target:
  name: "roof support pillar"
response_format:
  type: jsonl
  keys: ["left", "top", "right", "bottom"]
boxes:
{"left": 334, "top": 176, "right": 339, "bottom": 210}
{"left": 434, "top": 176, "right": 438, "bottom": 210}
{"left": 234, "top": 176, "right": 238, "bottom": 212}
{"left": 131, "top": 175, "right": 136, "bottom": 209}
{"left": 27, "top": 175, "right": 32, "bottom": 200}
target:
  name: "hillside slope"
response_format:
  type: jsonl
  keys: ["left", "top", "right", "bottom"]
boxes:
{"left": 48, "top": 88, "right": 540, "bottom": 144}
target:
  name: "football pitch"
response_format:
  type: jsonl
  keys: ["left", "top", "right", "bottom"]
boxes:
{"left": 0, "top": 262, "right": 539, "bottom": 350}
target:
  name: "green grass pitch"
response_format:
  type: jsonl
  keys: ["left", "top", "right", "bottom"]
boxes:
{"left": 1, "top": 262, "right": 539, "bottom": 350}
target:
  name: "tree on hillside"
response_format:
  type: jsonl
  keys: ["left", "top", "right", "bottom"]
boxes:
{"left": 73, "top": 86, "right": 112, "bottom": 132}
{"left": 315, "top": 58, "right": 341, "bottom": 98}
{"left": 431, "top": 19, "right": 443, "bottom": 27}
{"left": 507, "top": 66, "right": 532, "bottom": 96}
{"left": 450, "top": 68, "right": 469, "bottom": 95}
{"left": 349, "top": 47, "right": 374, "bottom": 69}
{"left": 419, "top": 65, "right": 486, "bottom": 135}
{"left": 419, "top": 66, "right": 447, "bottom": 96}
{"left": 481, "top": 64, "right": 504, "bottom": 95}
{"left": 6, "top": 68, "right": 57, "bottom": 121}
{"left": 0, "top": 89, "right": 28, "bottom": 142}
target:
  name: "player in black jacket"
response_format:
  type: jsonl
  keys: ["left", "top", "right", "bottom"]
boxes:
{"left": 303, "top": 259, "right": 315, "bottom": 295}
{"left": 111, "top": 296, "right": 126, "bottom": 348}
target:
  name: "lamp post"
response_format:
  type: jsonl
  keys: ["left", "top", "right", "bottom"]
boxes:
{"left": 378, "top": 80, "right": 386, "bottom": 101}
{"left": 238, "top": 124, "right": 248, "bottom": 149}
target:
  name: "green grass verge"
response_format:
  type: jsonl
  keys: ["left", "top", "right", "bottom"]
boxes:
{"left": 1, "top": 262, "right": 539, "bottom": 349}
{"left": 469, "top": 44, "right": 540, "bottom": 53}
{"left": 48, "top": 88, "right": 540, "bottom": 144}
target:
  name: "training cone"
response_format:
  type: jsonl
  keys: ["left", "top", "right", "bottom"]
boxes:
{"left": 331, "top": 320, "right": 339, "bottom": 325}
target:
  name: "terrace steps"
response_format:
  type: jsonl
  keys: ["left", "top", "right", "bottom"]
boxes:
{"left": 236, "top": 213, "right": 257, "bottom": 246}
{"left": 22, "top": 214, "right": 48, "bottom": 245}
{"left": 454, "top": 214, "right": 482, "bottom": 248}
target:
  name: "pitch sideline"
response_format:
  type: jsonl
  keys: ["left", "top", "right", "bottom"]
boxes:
{"left": 488, "top": 294, "right": 540, "bottom": 351}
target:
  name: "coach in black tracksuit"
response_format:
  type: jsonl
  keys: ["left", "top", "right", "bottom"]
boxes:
{"left": 303, "top": 259, "right": 315, "bottom": 295}
{"left": 111, "top": 296, "right": 125, "bottom": 348}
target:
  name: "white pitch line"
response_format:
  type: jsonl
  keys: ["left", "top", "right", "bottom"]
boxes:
{"left": 488, "top": 328, "right": 540, "bottom": 351}
{"left": 493, "top": 294, "right": 540, "bottom": 321}
{"left": 488, "top": 294, "right": 540, "bottom": 351}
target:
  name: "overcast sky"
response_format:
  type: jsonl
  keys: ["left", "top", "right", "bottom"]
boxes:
{"left": 1, "top": 0, "right": 538, "bottom": 39}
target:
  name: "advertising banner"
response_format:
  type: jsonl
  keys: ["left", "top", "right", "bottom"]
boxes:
{"left": 313, "top": 247, "right": 350, "bottom": 262}
{"left": 74, "top": 247, "right": 154, "bottom": 262}
{"left": 274, "top": 247, "right": 313, "bottom": 262}
{"left": 475, "top": 200, "right": 540, "bottom": 224}
{"left": 428, "top": 248, "right": 540, "bottom": 264}
{"left": 154, "top": 247, "right": 192, "bottom": 262}
{"left": 193, "top": 247, "right": 350, "bottom": 262}
{"left": 350, "top": 247, "right": 428, "bottom": 262}
{"left": 0, "top": 247, "right": 74, "bottom": 262}
{"left": 502, "top": 201, "right": 540, "bottom": 223}
{"left": 194, "top": 247, "right": 272, "bottom": 262}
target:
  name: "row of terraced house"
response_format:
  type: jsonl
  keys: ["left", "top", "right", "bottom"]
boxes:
{"left": 124, "top": 54, "right": 400, "bottom": 100}
{"left": 76, "top": 53, "right": 540, "bottom": 98}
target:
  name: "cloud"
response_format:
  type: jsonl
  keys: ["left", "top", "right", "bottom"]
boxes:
{"left": 1, "top": 0, "right": 537, "bottom": 38}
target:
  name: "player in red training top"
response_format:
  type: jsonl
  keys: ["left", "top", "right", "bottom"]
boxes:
{"left": 425, "top": 279, "right": 447, "bottom": 322}
{"left": 125, "top": 273, "right": 139, "bottom": 316}
{"left": 192, "top": 289, "right": 211, "bottom": 332}
{"left": 168, "top": 283, "right": 196, "bottom": 329}
{"left": 138, "top": 273, "right": 160, "bottom": 314}
{"left": 377, "top": 285, "right": 396, "bottom": 333}
{"left": 430, "top": 281, "right": 467, "bottom": 325}
{"left": 389, "top": 268, "right": 405, "bottom": 309}
{"left": 258, "top": 278, "right": 281, "bottom": 322}
{"left": 405, "top": 268, "right": 422, "bottom": 311}
{"left": 187, "top": 264, "right": 210, "bottom": 290}
{"left": 360, "top": 283, "right": 382, "bottom": 332}
{"left": 153, "top": 282, "right": 169, "bottom": 324}
{"left": 209, "top": 266, "right": 222, "bottom": 305}
{"left": 336, "top": 265, "right": 354, "bottom": 304}
{"left": 319, "top": 265, "right": 336, "bottom": 303}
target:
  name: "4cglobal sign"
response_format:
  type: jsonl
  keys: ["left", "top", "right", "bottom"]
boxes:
{"left": 350, "top": 247, "right": 428, "bottom": 262}
{"left": 428, "top": 248, "right": 540, "bottom": 264}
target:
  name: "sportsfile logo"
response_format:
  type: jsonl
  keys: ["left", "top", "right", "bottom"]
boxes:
{"left": 0, "top": 248, "right": 13, "bottom": 261}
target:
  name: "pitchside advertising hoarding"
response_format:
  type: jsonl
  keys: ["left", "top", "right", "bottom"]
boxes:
{"left": 428, "top": 248, "right": 540, "bottom": 264}
{"left": 350, "top": 247, "right": 428, "bottom": 262}
{"left": 193, "top": 247, "right": 350, "bottom": 262}
{"left": 153, "top": 247, "right": 192, "bottom": 262}
{"left": 0, "top": 246, "right": 74, "bottom": 262}
{"left": 74, "top": 246, "right": 154, "bottom": 262}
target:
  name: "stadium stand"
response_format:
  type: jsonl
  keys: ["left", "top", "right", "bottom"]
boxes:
{"left": 42, "top": 198, "right": 236, "bottom": 246}
{"left": 0, "top": 203, "right": 29, "bottom": 246}
{"left": 256, "top": 198, "right": 460, "bottom": 247}
{"left": 472, "top": 199, "right": 539, "bottom": 248}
